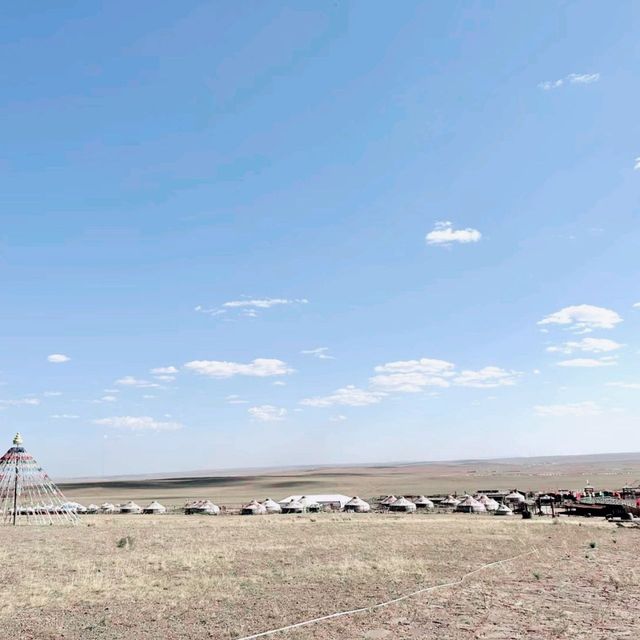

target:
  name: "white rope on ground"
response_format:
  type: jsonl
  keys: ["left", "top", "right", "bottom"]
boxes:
{"left": 234, "top": 549, "right": 537, "bottom": 640}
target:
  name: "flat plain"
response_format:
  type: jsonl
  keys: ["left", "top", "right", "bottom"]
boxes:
{"left": 60, "top": 451, "right": 640, "bottom": 508}
{"left": 1, "top": 513, "right": 638, "bottom": 640}
{"left": 4, "top": 453, "right": 640, "bottom": 639}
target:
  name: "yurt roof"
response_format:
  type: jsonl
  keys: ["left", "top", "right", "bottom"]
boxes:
{"left": 122, "top": 500, "right": 141, "bottom": 509}
{"left": 145, "top": 501, "right": 165, "bottom": 510}
{"left": 506, "top": 491, "right": 525, "bottom": 500}
{"left": 495, "top": 503, "right": 513, "bottom": 514}
{"left": 484, "top": 498, "right": 499, "bottom": 508}
{"left": 391, "top": 497, "right": 415, "bottom": 507}
{"left": 283, "top": 499, "right": 304, "bottom": 509}
{"left": 262, "top": 498, "right": 281, "bottom": 508}
{"left": 345, "top": 496, "right": 370, "bottom": 507}
{"left": 414, "top": 495, "right": 434, "bottom": 505}
{"left": 458, "top": 495, "right": 482, "bottom": 507}
{"left": 380, "top": 495, "right": 397, "bottom": 505}
{"left": 441, "top": 495, "right": 460, "bottom": 505}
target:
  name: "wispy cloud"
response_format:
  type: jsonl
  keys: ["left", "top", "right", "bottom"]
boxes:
{"left": 226, "top": 394, "right": 249, "bottom": 404}
{"left": 534, "top": 401, "right": 602, "bottom": 417}
{"left": 606, "top": 382, "right": 640, "bottom": 390}
{"left": 300, "top": 385, "right": 386, "bottom": 407}
{"left": 195, "top": 297, "right": 308, "bottom": 318}
{"left": 300, "top": 347, "right": 335, "bottom": 360}
{"left": 634, "top": 158, "right": 640, "bottom": 171}
{"left": 93, "top": 416, "right": 184, "bottom": 431}
{"left": 330, "top": 415, "right": 347, "bottom": 422}
{"left": 50, "top": 414, "right": 79, "bottom": 419}
{"left": 115, "top": 376, "right": 160, "bottom": 388}
{"left": 184, "top": 358, "right": 293, "bottom": 378}
{"left": 248, "top": 405, "right": 287, "bottom": 422}
{"left": 538, "top": 72, "right": 600, "bottom": 91}
{"left": 43, "top": 391, "right": 63, "bottom": 397}
{"left": 150, "top": 366, "right": 178, "bottom": 381}
{"left": 538, "top": 305, "right": 622, "bottom": 333}
{"left": 0, "top": 397, "right": 41, "bottom": 408}
{"left": 426, "top": 221, "right": 481, "bottom": 246}
{"left": 370, "top": 358, "right": 454, "bottom": 393}
{"left": 557, "top": 357, "right": 617, "bottom": 367}
{"left": 546, "top": 338, "right": 623, "bottom": 354}
{"left": 47, "top": 354, "right": 70, "bottom": 363}
{"left": 453, "top": 366, "right": 521, "bottom": 388}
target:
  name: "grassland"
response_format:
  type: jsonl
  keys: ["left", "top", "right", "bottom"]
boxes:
{"left": 1, "top": 513, "right": 638, "bottom": 639}
{"left": 60, "top": 452, "right": 640, "bottom": 508}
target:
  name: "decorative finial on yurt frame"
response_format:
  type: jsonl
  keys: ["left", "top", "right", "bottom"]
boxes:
{"left": 13, "top": 432, "right": 23, "bottom": 446}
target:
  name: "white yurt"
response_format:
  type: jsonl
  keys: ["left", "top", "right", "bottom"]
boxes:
{"left": 505, "top": 490, "right": 526, "bottom": 505}
{"left": 455, "top": 495, "right": 486, "bottom": 513}
{"left": 241, "top": 499, "right": 267, "bottom": 515}
{"left": 476, "top": 495, "right": 499, "bottom": 512}
{"left": 86, "top": 504, "right": 99, "bottom": 513}
{"left": 494, "top": 503, "right": 513, "bottom": 516}
{"left": 281, "top": 498, "right": 305, "bottom": 514}
{"left": 439, "top": 495, "right": 460, "bottom": 508}
{"left": 184, "top": 499, "right": 220, "bottom": 515}
{"left": 389, "top": 497, "right": 417, "bottom": 513}
{"left": 100, "top": 502, "right": 116, "bottom": 514}
{"left": 60, "top": 501, "right": 87, "bottom": 513}
{"left": 414, "top": 496, "right": 435, "bottom": 510}
{"left": 120, "top": 500, "right": 142, "bottom": 514}
{"left": 299, "top": 496, "right": 321, "bottom": 512}
{"left": 143, "top": 500, "right": 166, "bottom": 514}
{"left": 343, "top": 496, "right": 371, "bottom": 513}
{"left": 261, "top": 498, "right": 282, "bottom": 513}
{"left": 379, "top": 495, "right": 397, "bottom": 508}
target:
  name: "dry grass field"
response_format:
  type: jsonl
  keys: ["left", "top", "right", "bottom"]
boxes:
{"left": 1, "top": 513, "right": 638, "bottom": 640}
{"left": 60, "top": 452, "right": 640, "bottom": 508}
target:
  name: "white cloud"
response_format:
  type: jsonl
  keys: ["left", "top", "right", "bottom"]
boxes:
{"left": 606, "top": 382, "right": 640, "bottom": 390}
{"left": 0, "top": 397, "right": 41, "bottom": 407}
{"left": 539, "top": 73, "right": 599, "bottom": 90}
{"left": 196, "top": 297, "right": 308, "bottom": 318}
{"left": 115, "top": 376, "right": 160, "bottom": 388}
{"left": 371, "top": 372, "right": 451, "bottom": 393}
{"left": 634, "top": 158, "right": 640, "bottom": 171}
{"left": 556, "top": 357, "right": 616, "bottom": 367}
{"left": 374, "top": 358, "right": 455, "bottom": 375}
{"left": 150, "top": 366, "right": 178, "bottom": 375}
{"left": 538, "top": 305, "right": 622, "bottom": 333}
{"left": 184, "top": 358, "right": 293, "bottom": 378}
{"left": 538, "top": 79, "right": 564, "bottom": 91}
{"left": 453, "top": 366, "right": 521, "bottom": 388}
{"left": 633, "top": 302, "right": 640, "bottom": 308}
{"left": 248, "top": 405, "right": 287, "bottom": 422}
{"left": 300, "top": 385, "right": 386, "bottom": 407}
{"left": 273, "top": 380, "right": 287, "bottom": 387}
{"left": 43, "top": 391, "right": 63, "bottom": 397}
{"left": 50, "top": 414, "right": 79, "bottom": 419}
{"left": 534, "top": 401, "right": 602, "bottom": 417}
{"left": 226, "top": 394, "right": 249, "bottom": 405}
{"left": 153, "top": 375, "right": 176, "bottom": 382}
{"left": 567, "top": 73, "right": 600, "bottom": 84}
{"left": 546, "top": 338, "right": 623, "bottom": 354}
{"left": 300, "top": 347, "right": 335, "bottom": 360}
{"left": 93, "top": 416, "right": 184, "bottom": 431}
{"left": 426, "top": 221, "right": 481, "bottom": 246}
{"left": 142, "top": 394, "right": 156, "bottom": 399}
{"left": 330, "top": 415, "right": 347, "bottom": 422}
{"left": 94, "top": 395, "right": 118, "bottom": 403}
{"left": 47, "top": 354, "right": 70, "bottom": 363}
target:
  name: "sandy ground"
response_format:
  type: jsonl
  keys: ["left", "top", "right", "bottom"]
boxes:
{"left": 1, "top": 513, "right": 638, "bottom": 639}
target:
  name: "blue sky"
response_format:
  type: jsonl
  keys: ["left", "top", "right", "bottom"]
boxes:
{"left": 1, "top": 2, "right": 639, "bottom": 477}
